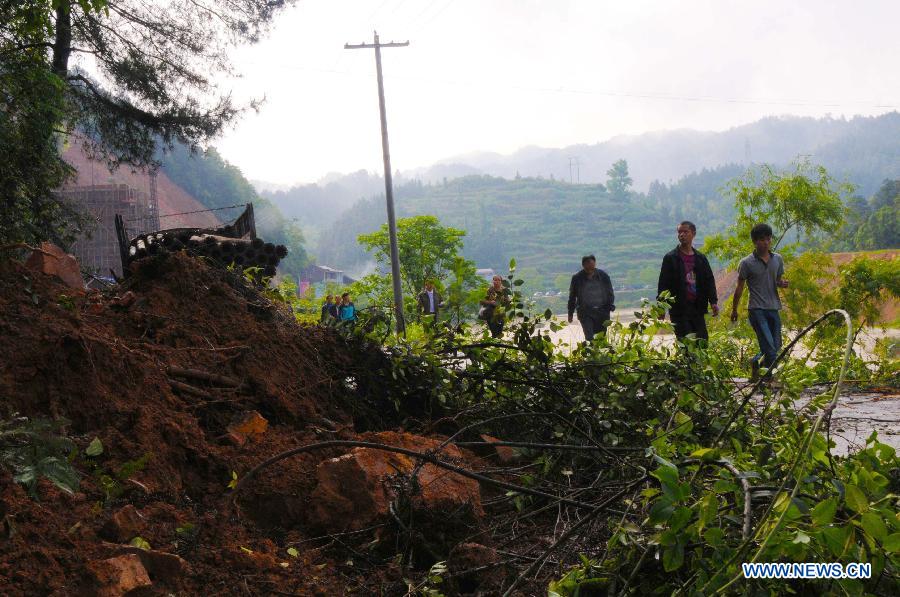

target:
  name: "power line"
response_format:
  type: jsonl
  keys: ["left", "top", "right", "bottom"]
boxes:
{"left": 127, "top": 203, "right": 245, "bottom": 222}
{"left": 242, "top": 60, "right": 898, "bottom": 109}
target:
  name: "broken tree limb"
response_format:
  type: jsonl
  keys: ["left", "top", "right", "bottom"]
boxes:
{"left": 166, "top": 366, "right": 242, "bottom": 388}
{"left": 168, "top": 378, "right": 214, "bottom": 400}
{"left": 500, "top": 474, "right": 649, "bottom": 597}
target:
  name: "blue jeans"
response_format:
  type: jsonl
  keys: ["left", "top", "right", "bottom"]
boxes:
{"left": 748, "top": 309, "right": 782, "bottom": 371}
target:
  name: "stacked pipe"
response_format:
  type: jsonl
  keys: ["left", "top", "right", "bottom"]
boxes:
{"left": 127, "top": 230, "right": 287, "bottom": 277}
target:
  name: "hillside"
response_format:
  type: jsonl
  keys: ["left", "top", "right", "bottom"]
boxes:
{"left": 317, "top": 176, "right": 677, "bottom": 299}
{"left": 416, "top": 113, "right": 900, "bottom": 196}
{"left": 61, "top": 144, "right": 222, "bottom": 229}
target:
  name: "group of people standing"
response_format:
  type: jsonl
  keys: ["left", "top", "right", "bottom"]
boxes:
{"left": 415, "top": 276, "right": 512, "bottom": 338}
{"left": 320, "top": 292, "right": 357, "bottom": 323}
{"left": 567, "top": 220, "right": 787, "bottom": 379}
{"left": 319, "top": 220, "right": 787, "bottom": 379}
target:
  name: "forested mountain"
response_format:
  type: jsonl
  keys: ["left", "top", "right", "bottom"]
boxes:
{"left": 262, "top": 113, "right": 898, "bottom": 262}
{"left": 317, "top": 175, "right": 684, "bottom": 296}
{"left": 159, "top": 144, "right": 310, "bottom": 276}
{"left": 414, "top": 113, "right": 900, "bottom": 196}
{"left": 317, "top": 169, "right": 898, "bottom": 306}
{"left": 258, "top": 170, "right": 386, "bottom": 243}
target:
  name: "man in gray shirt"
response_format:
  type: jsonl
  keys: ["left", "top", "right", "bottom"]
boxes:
{"left": 730, "top": 223, "right": 789, "bottom": 380}
{"left": 567, "top": 255, "right": 615, "bottom": 342}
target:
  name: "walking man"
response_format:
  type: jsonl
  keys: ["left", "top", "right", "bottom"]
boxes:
{"left": 657, "top": 221, "right": 719, "bottom": 341}
{"left": 730, "top": 223, "right": 788, "bottom": 380}
{"left": 417, "top": 280, "right": 443, "bottom": 318}
{"left": 567, "top": 255, "right": 615, "bottom": 342}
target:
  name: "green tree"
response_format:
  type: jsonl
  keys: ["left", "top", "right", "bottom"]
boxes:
{"left": 606, "top": 159, "right": 633, "bottom": 202}
{"left": 358, "top": 216, "right": 471, "bottom": 297}
{"left": 703, "top": 159, "right": 851, "bottom": 266}
{"left": 1, "top": 0, "right": 297, "bottom": 246}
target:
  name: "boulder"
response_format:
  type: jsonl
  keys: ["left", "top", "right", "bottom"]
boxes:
{"left": 101, "top": 505, "right": 145, "bottom": 543}
{"left": 448, "top": 542, "right": 505, "bottom": 592}
{"left": 226, "top": 411, "right": 268, "bottom": 446}
{"left": 116, "top": 547, "right": 190, "bottom": 582}
{"left": 25, "top": 242, "right": 83, "bottom": 290}
{"left": 307, "top": 431, "right": 483, "bottom": 533}
{"left": 478, "top": 434, "right": 520, "bottom": 464}
{"left": 86, "top": 554, "right": 152, "bottom": 597}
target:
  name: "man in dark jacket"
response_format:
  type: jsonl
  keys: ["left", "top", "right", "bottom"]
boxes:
{"left": 416, "top": 280, "right": 443, "bottom": 318}
{"left": 657, "top": 221, "right": 719, "bottom": 341}
{"left": 567, "top": 255, "right": 615, "bottom": 342}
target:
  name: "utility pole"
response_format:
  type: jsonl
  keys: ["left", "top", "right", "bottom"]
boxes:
{"left": 345, "top": 31, "right": 409, "bottom": 335}
{"left": 568, "top": 156, "right": 581, "bottom": 184}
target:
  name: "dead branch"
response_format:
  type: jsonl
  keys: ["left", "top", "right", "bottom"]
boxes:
{"left": 166, "top": 366, "right": 242, "bottom": 388}
{"left": 168, "top": 378, "right": 214, "bottom": 399}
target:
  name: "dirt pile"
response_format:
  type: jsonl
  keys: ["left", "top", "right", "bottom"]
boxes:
{"left": 0, "top": 251, "right": 485, "bottom": 595}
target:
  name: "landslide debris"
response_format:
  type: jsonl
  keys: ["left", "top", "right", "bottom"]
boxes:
{"left": 0, "top": 251, "right": 485, "bottom": 595}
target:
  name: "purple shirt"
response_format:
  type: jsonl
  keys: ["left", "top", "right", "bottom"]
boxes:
{"left": 680, "top": 252, "right": 697, "bottom": 302}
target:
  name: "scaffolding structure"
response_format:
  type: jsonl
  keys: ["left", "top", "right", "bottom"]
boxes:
{"left": 61, "top": 184, "right": 160, "bottom": 277}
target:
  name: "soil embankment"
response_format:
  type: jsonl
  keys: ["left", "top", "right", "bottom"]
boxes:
{"left": 0, "top": 252, "right": 481, "bottom": 594}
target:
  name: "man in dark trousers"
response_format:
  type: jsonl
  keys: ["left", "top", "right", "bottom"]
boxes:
{"left": 657, "top": 221, "right": 719, "bottom": 341}
{"left": 730, "top": 223, "right": 788, "bottom": 380}
{"left": 416, "top": 279, "right": 443, "bottom": 319}
{"left": 567, "top": 255, "right": 615, "bottom": 342}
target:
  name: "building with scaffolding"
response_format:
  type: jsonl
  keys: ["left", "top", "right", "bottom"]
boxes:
{"left": 60, "top": 183, "right": 160, "bottom": 277}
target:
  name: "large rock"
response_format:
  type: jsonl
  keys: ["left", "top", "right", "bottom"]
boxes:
{"left": 479, "top": 434, "right": 520, "bottom": 464}
{"left": 101, "top": 505, "right": 145, "bottom": 543}
{"left": 25, "top": 242, "right": 83, "bottom": 290}
{"left": 116, "top": 546, "right": 190, "bottom": 583}
{"left": 448, "top": 542, "right": 506, "bottom": 592}
{"left": 86, "top": 554, "right": 152, "bottom": 596}
{"left": 308, "top": 431, "right": 483, "bottom": 533}
{"left": 227, "top": 411, "right": 268, "bottom": 446}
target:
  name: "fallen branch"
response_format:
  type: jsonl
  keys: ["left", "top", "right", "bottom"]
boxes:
{"left": 166, "top": 366, "right": 242, "bottom": 388}
{"left": 168, "top": 378, "right": 214, "bottom": 400}
{"left": 501, "top": 475, "right": 649, "bottom": 596}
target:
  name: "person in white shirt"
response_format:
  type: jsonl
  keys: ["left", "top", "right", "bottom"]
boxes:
{"left": 416, "top": 280, "right": 443, "bottom": 318}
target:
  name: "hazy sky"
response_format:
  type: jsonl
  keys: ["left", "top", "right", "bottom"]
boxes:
{"left": 214, "top": 0, "right": 900, "bottom": 186}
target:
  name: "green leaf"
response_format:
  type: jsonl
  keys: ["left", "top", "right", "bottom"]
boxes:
{"left": 810, "top": 497, "right": 838, "bottom": 525}
{"left": 85, "top": 437, "right": 103, "bottom": 457}
{"left": 844, "top": 484, "right": 869, "bottom": 514}
{"left": 649, "top": 498, "right": 675, "bottom": 525}
{"left": 662, "top": 542, "right": 684, "bottom": 572}
{"left": 860, "top": 512, "right": 887, "bottom": 542}
{"left": 287, "top": 547, "right": 299, "bottom": 558}
{"left": 689, "top": 447, "right": 719, "bottom": 461}
{"left": 130, "top": 536, "right": 151, "bottom": 550}
{"left": 704, "top": 527, "right": 724, "bottom": 546}
{"left": 670, "top": 507, "right": 693, "bottom": 532}
{"left": 673, "top": 411, "right": 693, "bottom": 434}
{"left": 884, "top": 533, "right": 900, "bottom": 553}
{"left": 821, "top": 526, "right": 852, "bottom": 558}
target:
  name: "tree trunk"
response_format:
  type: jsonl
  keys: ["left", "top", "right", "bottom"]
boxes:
{"left": 51, "top": 2, "right": 72, "bottom": 79}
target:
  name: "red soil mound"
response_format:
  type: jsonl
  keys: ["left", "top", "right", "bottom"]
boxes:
{"left": 0, "top": 252, "right": 403, "bottom": 594}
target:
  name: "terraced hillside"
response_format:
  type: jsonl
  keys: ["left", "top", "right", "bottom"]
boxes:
{"left": 318, "top": 175, "right": 703, "bottom": 304}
